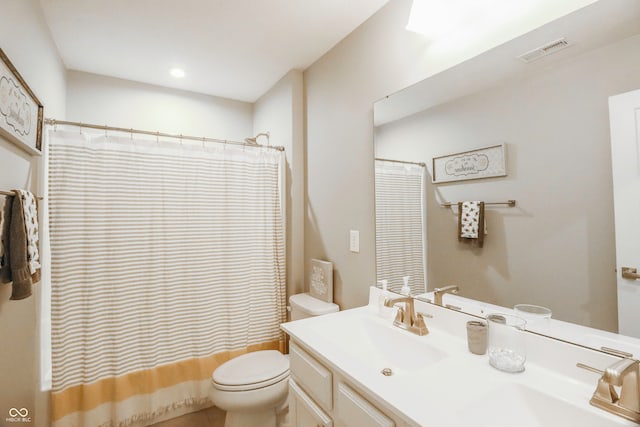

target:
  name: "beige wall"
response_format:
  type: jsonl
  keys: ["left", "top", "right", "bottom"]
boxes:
{"left": 0, "top": 0, "right": 66, "bottom": 425}
{"left": 66, "top": 71, "right": 253, "bottom": 140}
{"left": 303, "top": 0, "right": 597, "bottom": 309}
{"left": 375, "top": 35, "right": 640, "bottom": 331}
{"left": 253, "top": 70, "right": 305, "bottom": 299}
{"left": 304, "top": 0, "right": 423, "bottom": 310}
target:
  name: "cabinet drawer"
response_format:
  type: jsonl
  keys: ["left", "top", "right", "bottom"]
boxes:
{"left": 290, "top": 341, "right": 333, "bottom": 411}
{"left": 290, "top": 379, "right": 333, "bottom": 427}
{"left": 335, "top": 382, "right": 394, "bottom": 427}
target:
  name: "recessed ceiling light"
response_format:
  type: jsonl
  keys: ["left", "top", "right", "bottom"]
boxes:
{"left": 169, "top": 67, "right": 185, "bottom": 78}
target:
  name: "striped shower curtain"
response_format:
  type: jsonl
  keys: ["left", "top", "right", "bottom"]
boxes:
{"left": 47, "top": 129, "right": 286, "bottom": 427}
{"left": 375, "top": 159, "right": 426, "bottom": 294}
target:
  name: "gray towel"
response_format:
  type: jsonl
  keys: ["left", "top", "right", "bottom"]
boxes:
{"left": 0, "top": 191, "right": 41, "bottom": 299}
{"left": 0, "top": 196, "right": 12, "bottom": 283}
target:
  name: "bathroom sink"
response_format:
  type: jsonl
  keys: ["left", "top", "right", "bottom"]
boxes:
{"left": 455, "top": 383, "right": 616, "bottom": 427}
{"left": 308, "top": 313, "right": 447, "bottom": 375}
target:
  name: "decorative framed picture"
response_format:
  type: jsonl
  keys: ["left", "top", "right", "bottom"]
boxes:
{"left": 0, "top": 48, "right": 43, "bottom": 156}
{"left": 432, "top": 143, "right": 506, "bottom": 184}
{"left": 309, "top": 259, "right": 333, "bottom": 303}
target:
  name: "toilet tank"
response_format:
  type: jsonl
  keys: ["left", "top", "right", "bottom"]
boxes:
{"left": 289, "top": 293, "right": 339, "bottom": 321}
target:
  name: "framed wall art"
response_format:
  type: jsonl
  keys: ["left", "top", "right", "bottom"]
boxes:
{"left": 432, "top": 143, "right": 506, "bottom": 184}
{"left": 0, "top": 48, "right": 43, "bottom": 156}
{"left": 309, "top": 258, "right": 334, "bottom": 303}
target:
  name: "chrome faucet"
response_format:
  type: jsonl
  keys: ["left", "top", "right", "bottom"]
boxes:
{"left": 581, "top": 358, "right": 640, "bottom": 423}
{"left": 433, "top": 285, "right": 459, "bottom": 306}
{"left": 384, "top": 296, "right": 429, "bottom": 336}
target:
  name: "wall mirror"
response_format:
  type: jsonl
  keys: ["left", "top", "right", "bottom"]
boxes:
{"left": 373, "top": 0, "right": 640, "bottom": 353}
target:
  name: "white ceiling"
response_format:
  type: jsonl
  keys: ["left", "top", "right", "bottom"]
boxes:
{"left": 39, "top": 0, "right": 389, "bottom": 102}
{"left": 374, "top": 0, "right": 640, "bottom": 126}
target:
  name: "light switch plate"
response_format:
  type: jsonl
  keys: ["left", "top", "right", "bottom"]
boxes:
{"left": 349, "top": 230, "right": 360, "bottom": 253}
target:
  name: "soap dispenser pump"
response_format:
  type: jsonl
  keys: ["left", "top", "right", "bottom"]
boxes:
{"left": 401, "top": 276, "right": 411, "bottom": 295}
{"left": 378, "top": 280, "right": 392, "bottom": 318}
{"left": 378, "top": 279, "right": 389, "bottom": 300}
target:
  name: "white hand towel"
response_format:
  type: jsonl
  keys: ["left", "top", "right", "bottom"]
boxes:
{"left": 15, "top": 190, "right": 40, "bottom": 274}
{"left": 458, "top": 201, "right": 486, "bottom": 248}
{"left": 460, "top": 201, "right": 481, "bottom": 238}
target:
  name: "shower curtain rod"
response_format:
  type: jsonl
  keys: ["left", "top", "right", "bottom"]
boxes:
{"left": 44, "top": 119, "right": 285, "bottom": 152}
{"left": 375, "top": 157, "right": 426, "bottom": 167}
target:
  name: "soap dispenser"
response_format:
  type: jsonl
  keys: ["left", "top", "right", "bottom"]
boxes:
{"left": 378, "top": 280, "right": 393, "bottom": 318}
{"left": 401, "top": 276, "right": 411, "bottom": 295}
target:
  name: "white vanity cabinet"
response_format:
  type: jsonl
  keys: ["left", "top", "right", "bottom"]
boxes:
{"left": 290, "top": 342, "right": 333, "bottom": 412}
{"left": 288, "top": 340, "right": 411, "bottom": 427}
{"left": 289, "top": 378, "right": 333, "bottom": 427}
{"left": 334, "top": 382, "right": 394, "bottom": 427}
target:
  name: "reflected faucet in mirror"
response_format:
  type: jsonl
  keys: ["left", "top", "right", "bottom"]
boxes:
{"left": 433, "top": 285, "right": 459, "bottom": 306}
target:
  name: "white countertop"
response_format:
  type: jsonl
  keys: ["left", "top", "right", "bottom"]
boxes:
{"left": 282, "top": 288, "right": 637, "bottom": 427}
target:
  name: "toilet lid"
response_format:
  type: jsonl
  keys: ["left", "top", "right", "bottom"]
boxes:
{"left": 213, "top": 350, "right": 290, "bottom": 391}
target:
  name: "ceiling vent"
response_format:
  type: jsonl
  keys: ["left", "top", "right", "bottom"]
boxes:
{"left": 517, "top": 38, "right": 570, "bottom": 63}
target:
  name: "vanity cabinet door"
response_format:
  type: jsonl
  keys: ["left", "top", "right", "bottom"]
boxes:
{"left": 290, "top": 379, "right": 333, "bottom": 427}
{"left": 335, "top": 382, "right": 394, "bottom": 427}
{"left": 290, "top": 341, "right": 333, "bottom": 411}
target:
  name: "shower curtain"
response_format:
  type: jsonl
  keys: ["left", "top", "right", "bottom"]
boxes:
{"left": 375, "top": 159, "right": 426, "bottom": 294}
{"left": 46, "top": 129, "right": 286, "bottom": 427}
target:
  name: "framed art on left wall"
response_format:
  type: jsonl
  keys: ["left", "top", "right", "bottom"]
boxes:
{"left": 0, "top": 47, "right": 43, "bottom": 156}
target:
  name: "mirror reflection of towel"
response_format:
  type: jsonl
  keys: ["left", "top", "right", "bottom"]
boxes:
{"left": 458, "top": 201, "right": 485, "bottom": 248}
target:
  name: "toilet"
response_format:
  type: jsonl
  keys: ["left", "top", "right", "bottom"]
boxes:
{"left": 210, "top": 293, "right": 339, "bottom": 427}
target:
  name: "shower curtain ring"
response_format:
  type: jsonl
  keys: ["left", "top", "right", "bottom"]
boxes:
{"left": 156, "top": 131, "right": 160, "bottom": 144}
{"left": 180, "top": 134, "right": 183, "bottom": 146}
{"left": 104, "top": 125, "right": 108, "bottom": 138}
{"left": 79, "top": 123, "right": 83, "bottom": 134}
{"left": 130, "top": 129, "right": 133, "bottom": 140}
{"left": 202, "top": 136, "right": 205, "bottom": 148}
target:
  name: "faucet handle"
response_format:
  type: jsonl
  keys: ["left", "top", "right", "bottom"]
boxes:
{"left": 578, "top": 360, "right": 640, "bottom": 422}
{"left": 595, "top": 377, "right": 620, "bottom": 404}
{"left": 416, "top": 311, "right": 434, "bottom": 319}
{"left": 394, "top": 307, "right": 405, "bottom": 324}
{"left": 577, "top": 363, "right": 619, "bottom": 404}
{"left": 413, "top": 313, "right": 429, "bottom": 333}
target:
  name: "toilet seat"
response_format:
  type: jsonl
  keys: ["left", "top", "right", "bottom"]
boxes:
{"left": 212, "top": 350, "right": 290, "bottom": 392}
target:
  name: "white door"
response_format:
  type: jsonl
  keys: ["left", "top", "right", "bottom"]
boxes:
{"left": 610, "top": 89, "right": 640, "bottom": 337}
